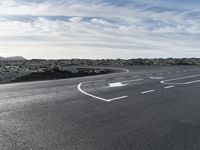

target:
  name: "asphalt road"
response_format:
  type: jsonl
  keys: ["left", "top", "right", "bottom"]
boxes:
{"left": 0, "top": 66, "right": 200, "bottom": 150}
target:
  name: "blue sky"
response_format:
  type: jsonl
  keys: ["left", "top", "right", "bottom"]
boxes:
{"left": 0, "top": 0, "right": 200, "bottom": 59}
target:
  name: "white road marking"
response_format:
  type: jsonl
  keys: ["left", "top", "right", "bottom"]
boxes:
{"left": 78, "top": 80, "right": 128, "bottom": 102}
{"left": 141, "top": 90, "right": 155, "bottom": 94}
{"left": 160, "top": 74, "right": 200, "bottom": 85}
{"left": 108, "top": 96, "right": 128, "bottom": 102}
{"left": 78, "top": 82, "right": 109, "bottom": 102}
{"left": 109, "top": 82, "right": 127, "bottom": 87}
{"left": 150, "top": 77, "right": 164, "bottom": 80}
{"left": 104, "top": 79, "right": 143, "bottom": 88}
{"left": 164, "top": 85, "right": 174, "bottom": 89}
{"left": 184, "top": 80, "right": 200, "bottom": 85}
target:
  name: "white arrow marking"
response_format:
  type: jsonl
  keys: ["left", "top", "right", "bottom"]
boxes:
{"left": 109, "top": 82, "right": 127, "bottom": 87}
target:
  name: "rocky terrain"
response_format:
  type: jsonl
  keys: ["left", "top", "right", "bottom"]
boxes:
{"left": 11, "top": 67, "right": 110, "bottom": 83}
{"left": 0, "top": 58, "right": 200, "bottom": 84}
{"left": 63, "top": 58, "right": 200, "bottom": 66}
{"left": 0, "top": 60, "right": 111, "bottom": 84}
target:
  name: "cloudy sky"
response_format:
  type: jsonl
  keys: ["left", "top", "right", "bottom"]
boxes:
{"left": 1, "top": 0, "right": 200, "bottom": 59}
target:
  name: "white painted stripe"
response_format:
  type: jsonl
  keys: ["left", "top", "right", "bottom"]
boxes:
{"left": 149, "top": 77, "right": 164, "bottom": 80}
{"left": 161, "top": 74, "right": 200, "bottom": 85}
{"left": 141, "top": 90, "right": 155, "bottom": 94}
{"left": 164, "top": 85, "right": 174, "bottom": 89}
{"left": 184, "top": 80, "right": 200, "bottom": 85}
{"left": 108, "top": 96, "right": 128, "bottom": 102}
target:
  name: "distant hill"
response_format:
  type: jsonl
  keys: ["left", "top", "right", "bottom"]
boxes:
{"left": 0, "top": 56, "right": 26, "bottom": 61}
{"left": 0, "top": 56, "right": 5, "bottom": 60}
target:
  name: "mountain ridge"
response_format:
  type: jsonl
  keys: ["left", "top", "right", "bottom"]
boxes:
{"left": 0, "top": 56, "right": 26, "bottom": 61}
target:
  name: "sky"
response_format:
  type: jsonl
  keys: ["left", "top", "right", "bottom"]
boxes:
{"left": 1, "top": 0, "right": 200, "bottom": 59}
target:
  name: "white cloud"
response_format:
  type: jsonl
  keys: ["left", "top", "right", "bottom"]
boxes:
{"left": 0, "top": 0, "right": 200, "bottom": 58}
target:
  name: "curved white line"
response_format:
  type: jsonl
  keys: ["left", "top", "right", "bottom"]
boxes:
{"left": 77, "top": 80, "right": 128, "bottom": 102}
{"left": 78, "top": 82, "right": 109, "bottom": 102}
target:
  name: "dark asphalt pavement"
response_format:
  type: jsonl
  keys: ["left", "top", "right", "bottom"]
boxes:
{"left": 0, "top": 66, "right": 200, "bottom": 150}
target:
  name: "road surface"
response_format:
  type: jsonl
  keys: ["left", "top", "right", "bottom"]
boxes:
{"left": 0, "top": 66, "right": 200, "bottom": 150}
